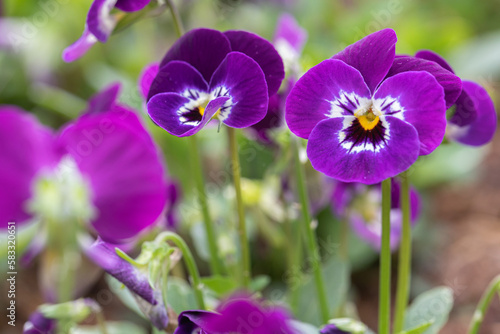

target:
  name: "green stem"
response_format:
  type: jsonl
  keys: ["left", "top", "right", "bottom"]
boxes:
{"left": 227, "top": 127, "right": 251, "bottom": 288}
{"left": 165, "top": 0, "right": 184, "bottom": 36}
{"left": 468, "top": 275, "right": 500, "bottom": 334}
{"left": 156, "top": 232, "right": 206, "bottom": 310}
{"left": 96, "top": 312, "right": 109, "bottom": 334}
{"left": 291, "top": 136, "right": 329, "bottom": 323}
{"left": 379, "top": 178, "right": 392, "bottom": 334}
{"left": 188, "top": 135, "right": 224, "bottom": 275}
{"left": 393, "top": 171, "right": 412, "bottom": 333}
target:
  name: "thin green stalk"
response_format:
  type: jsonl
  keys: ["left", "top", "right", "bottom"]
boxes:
{"left": 379, "top": 178, "right": 392, "bottom": 334}
{"left": 189, "top": 136, "right": 224, "bottom": 275}
{"left": 156, "top": 232, "right": 206, "bottom": 309}
{"left": 227, "top": 127, "right": 251, "bottom": 288}
{"left": 167, "top": 0, "right": 223, "bottom": 277}
{"left": 96, "top": 312, "right": 109, "bottom": 334}
{"left": 291, "top": 136, "right": 329, "bottom": 323}
{"left": 468, "top": 275, "right": 500, "bottom": 334}
{"left": 393, "top": 171, "right": 412, "bottom": 333}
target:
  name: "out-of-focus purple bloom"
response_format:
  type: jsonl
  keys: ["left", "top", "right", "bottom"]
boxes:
{"left": 320, "top": 324, "right": 349, "bottom": 334}
{"left": 63, "top": 0, "right": 151, "bottom": 62}
{"left": 23, "top": 311, "right": 56, "bottom": 334}
{"left": 0, "top": 83, "right": 167, "bottom": 243}
{"left": 145, "top": 28, "right": 284, "bottom": 137}
{"left": 286, "top": 29, "right": 457, "bottom": 184}
{"left": 331, "top": 179, "right": 420, "bottom": 250}
{"left": 413, "top": 50, "right": 497, "bottom": 146}
{"left": 84, "top": 237, "right": 169, "bottom": 329}
{"left": 174, "top": 296, "right": 294, "bottom": 334}
{"left": 165, "top": 181, "right": 181, "bottom": 229}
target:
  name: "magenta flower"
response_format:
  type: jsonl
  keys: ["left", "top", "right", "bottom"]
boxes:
{"left": 23, "top": 311, "right": 56, "bottom": 334}
{"left": 144, "top": 28, "right": 284, "bottom": 137}
{"left": 413, "top": 50, "right": 497, "bottom": 146}
{"left": 331, "top": 179, "right": 420, "bottom": 250}
{"left": 0, "top": 83, "right": 167, "bottom": 243}
{"left": 63, "top": 0, "right": 151, "bottom": 62}
{"left": 286, "top": 29, "right": 460, "bottom": 184}
{"left": 174, "top": 296, "right": 294, "bottom": 334}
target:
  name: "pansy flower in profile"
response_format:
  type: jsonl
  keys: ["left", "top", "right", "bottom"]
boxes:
{"left": 143, "top": 28, "right": 284, "bottom": 137}
{"left": 413, "top": 50, "right": 497, "bottom": 146}
{"left": 331, "top": 179, "right": 420, "bottom": 250}
{"left": 174, "top": 296, "right": 294, "bottom": 334}
{"left": 286, "top": 29, "right": 461, "bottom": 184}
{"left": 63, "top": 0, "right": 151, "bottom": 62}
{"left": 0, "top": 83, "right": 167, "bottom": 243}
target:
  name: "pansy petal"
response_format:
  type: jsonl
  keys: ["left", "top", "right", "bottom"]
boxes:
{"left": 307, "top": 116, "right": 420, "bottom": 184}
{"left": 387, "top": 56, "right": 462, "bottom": 109}
{"left": 448, "top": 81, "right": 497, "bottom": 146}
{"left": 115, "top": 0, "right": 150, "bottom": 11}
{"left": 415, "top": 50, "right": 454, "bottom": 73}
{"left": 274, "top": 13, "right": 307, "bottom": 54}
{"left": 87, "top": 0, "right": 118, "bottom": 42}
{"left": 147, "top": 61, "right": 209, "bottom": 100}
{"left": 286, "top": 59, "right": 371, "bottom": 139}
{"left": 374, "top": 71, "right": 447, "bottom": 155}
{"left": 84, "top": 83, "right": 121, "bottom": 114}
{"left": 224, "top": 30, "right": 285, "bottom": 96}
{"left": 174, "top": 311, "right": 217, "bottom": 334}
{"left": 0, "top": 107, "right": 57, "bottom": 226}
{"left": 58, "top": 111, "right": 167, "bottom": 242}
{"left": 148, "top": 93, "right": 229, "bottom": 137}
{"left": 209, "top": 52, "right": 269, "bottom": 128}
{"left": 139, "top": 62, "right": 159, "bottom": 99}
{"left": 159, "top": 28, "right": 231, "bottom": 83}
{"left": 62, "top": 26, "right": 98, "bottom": 62}
{"left": 332, "top": 29, "right": 397, "bottom": 93}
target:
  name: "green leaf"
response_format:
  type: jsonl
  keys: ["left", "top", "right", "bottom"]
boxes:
{"left": 166, "top": 277, "right": 198, "bottom": 314}
{"left": 250, "top": 275, "right": 271, "bottom": 292}
{"left": 288, "top": 320, "right": 320, "bottom": 334}
{"left": 201, "top": 276, "right": 238, "bottom": 297}
{"left": 404, "top": 287, "right": 454, "bottom": 334}
{"left": 398, "top": 321, "right": 434, "bottom": 334}
{"left": 329, "top": 318, "right": 371, "bottom": 334}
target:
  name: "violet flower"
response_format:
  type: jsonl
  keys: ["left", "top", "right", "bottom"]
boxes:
{"left": 174, "top": 296, "right": 294, "bottom": 334}
{"left": 331, "top": 179, "right": 420, "bottom": 250}
{"left": 0, "top": 83, "right": 167, "bottom": 243}
{"left": 144, "top": 28, "right": 284, "bottom": 137}
{"left": 320, "top": 324, "right": 349, "bottom": 334}
{"left": 63, "top": 0, "right": 151, "bottom": 62}
{"left": 23, "top": 311, "right": 56, "bottom": 334}
{"left": 414, "top": 50, "right": 497, "bottom": 146}
{"left": 286, "top": 29, "right": 461, "bottom": 184}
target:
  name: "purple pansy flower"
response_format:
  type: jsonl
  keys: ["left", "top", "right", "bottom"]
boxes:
{"left": 331, "top": 179, "right": 420, "bottom": 250}
{"left": 286, "top": 29, "right": 458, "bottom": 184}
{"left": 84, "top": 237, "right": 169, "bottom": 329}
{"left": 413, "top": 50, "right": 497, "bottom": 146}
{"left": 0, "top": 83, "right": 167, "bottom": 243}
{"left": 23, "top": 311, "right": 56, "bottom": 334}
{"left": 174, "top": 296, "right": 294, "bottom": 334}
{"left": 144, "top": 28, "right": 284, "bottom": 137}
{"left": 320, "top": 324, "right": 349, "bottom": 334}
{"left": 63, "top": 0, "right": 151, "bottom": 62}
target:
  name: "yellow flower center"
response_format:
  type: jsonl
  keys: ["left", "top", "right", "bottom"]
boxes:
{"left": 356, "top": 107, "right": 380, "bottom": 130}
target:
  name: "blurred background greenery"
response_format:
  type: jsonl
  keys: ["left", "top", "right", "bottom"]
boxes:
{"left": 1, "top": 0, "right": 500, "bottom": 333}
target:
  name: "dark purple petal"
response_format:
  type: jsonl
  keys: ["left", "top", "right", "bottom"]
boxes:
{"left": 57, "top": 110, "right": 167, "bottom": 242}
{"left": 159, "top": 28, "right": 231, "bottom": 83}
{"left": 332, "top": 29, "right": 397, "bottom": 93}
{"left": 115, "top": 0, "right": 150, "bottom": 11}
{"left": 23, "top": 311, "right": 56, "bottom": 334}
{"left": 205, "top": 297, "right": 294, "bottom": 334}
{"left": 286, "top": 59, "right": 371, "bottom": 139}
{"left": 84, "top": 83, "right": 121, "bottom": 115}
{"left": 374, "top": 71, "right": 447, "bottom": 155}
{"left": 174, "top": 310, "right": 217, "bottom": 334}
{"left": 0, "top": 107, "right": 57, "bottom": 227}
{"left": 147, "top": 61, "right": 209, "bottom": 101}
{"left": 387, "top": 56, "right": 462, "bottom": 109}
{"left": 139, "top": 62, "right": 160, "bottom": 99}
{"left": 165, "top": 181, "right": 181, "bottom": 229}
{"left": 307, "top": 116, "right": 420, "bottom": 184}
{"left": 415, "top": 50, "right": 454, "bottom": 73}
{"left": 87, "top": 0, "right": 118, "bottom": 42}
{"left": 448, "top": 81, "right": 497, "bottom": 146}
{"left": 148, "top": 93, "right": 229, "bottom": 137}
{"left": 249, "top": 92, "right": 284, "bottom": 143}
{"left": 224, "top": 30, "right": 285, "bottom": 96}
{"left": 320, "top": 324, "right": 349, "bottom": 334}
{"left": 62, "top": 27, "right": 98, "bottom": 62}
{"left": 209, "top": 52, "right": 269, "bottom": 128}
{"left": 274, "top": 13, "right": 307, "bottom": 54}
